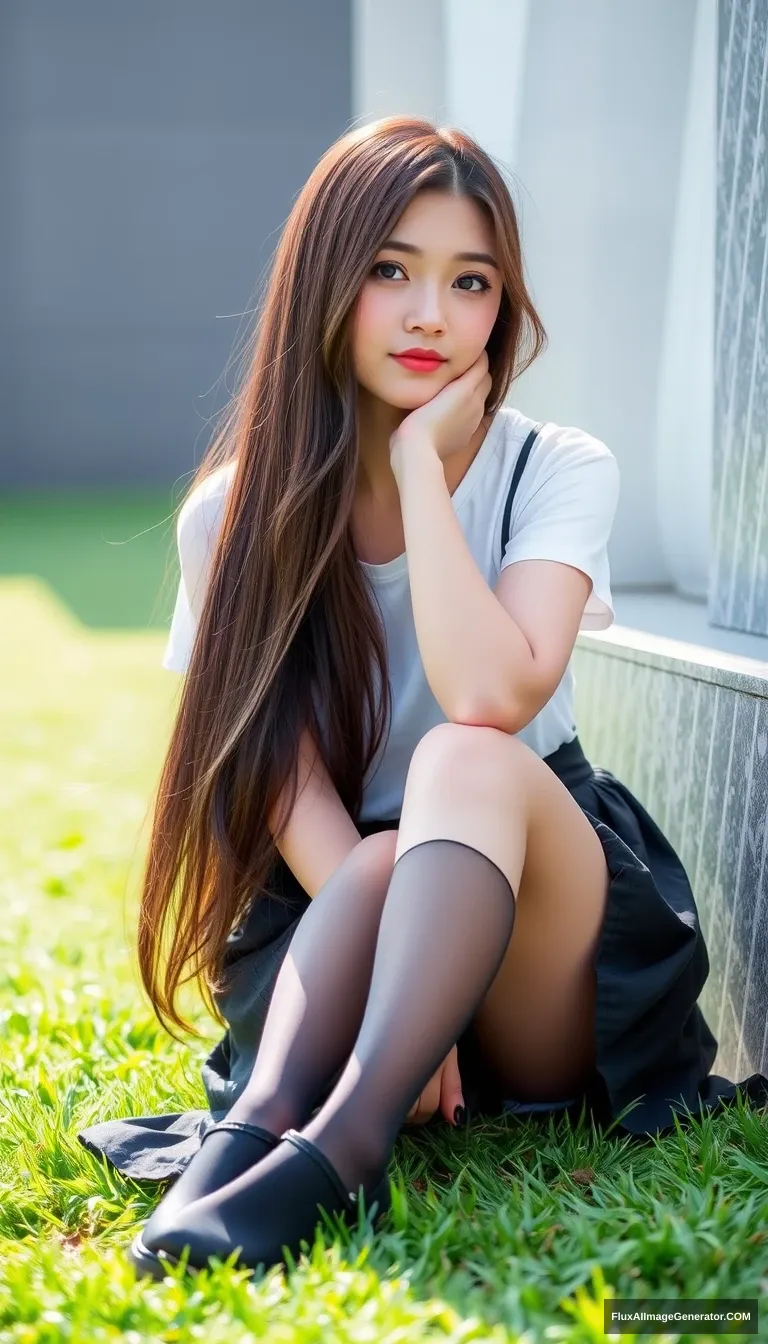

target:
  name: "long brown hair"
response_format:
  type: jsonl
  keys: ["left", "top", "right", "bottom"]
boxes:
{"left": 138, "top": 114, "right": 547, "bottom": 1040}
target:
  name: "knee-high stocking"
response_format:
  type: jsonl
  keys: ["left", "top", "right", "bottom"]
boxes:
{"left": 136, "top": 838, "right": 518, "bottom": 1276}
{"left": 299, "top": 838, "right": 516, "bottom": 1193}
{"left": 225, "top": 833, "right": 397, "bottom": 1137}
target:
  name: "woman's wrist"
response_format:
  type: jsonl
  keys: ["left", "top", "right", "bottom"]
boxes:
{"left": 390, "top": 433, "right": 440, "bottom": 490}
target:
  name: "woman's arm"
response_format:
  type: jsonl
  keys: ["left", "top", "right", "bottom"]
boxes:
{"left": 267, "top": 726, "right": 364, "bottom": 900}
{"left": 392, "top": 440, "right": 537, "bottom": 725}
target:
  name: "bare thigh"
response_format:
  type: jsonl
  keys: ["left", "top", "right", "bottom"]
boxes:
{"left": 394, "top": 724, "right": 611, "bottom": 1102}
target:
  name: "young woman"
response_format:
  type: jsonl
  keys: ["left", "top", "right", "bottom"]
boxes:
{"left": 77, "top": 115, "right": 768, "bottom": 1279}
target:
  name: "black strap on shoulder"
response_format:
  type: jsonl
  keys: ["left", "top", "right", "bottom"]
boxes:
{"left": 499, "top": 423, "right": 543, "bottom": 566}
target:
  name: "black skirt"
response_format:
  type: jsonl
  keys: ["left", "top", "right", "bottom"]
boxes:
{"left": 77, "top": 734, "right": 768, "bottom": 1183}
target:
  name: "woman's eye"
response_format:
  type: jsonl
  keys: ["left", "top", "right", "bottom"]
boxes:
{"left": 456, "top": 274, "right": 491, "bottom": 292}
{"left": 371, "top": 262, "right": 490, "bottom": 292}
{"left": 373, "top": 261, "right": 404, "bottom": 281}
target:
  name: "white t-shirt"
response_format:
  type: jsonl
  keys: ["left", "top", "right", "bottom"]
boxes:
{"left": 163, "top": 405, "right": 620, "bottom": 822}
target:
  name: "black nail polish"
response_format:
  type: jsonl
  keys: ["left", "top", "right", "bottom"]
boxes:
{"left": 453, "top": 1105, "right": 466, "bottom": 1127}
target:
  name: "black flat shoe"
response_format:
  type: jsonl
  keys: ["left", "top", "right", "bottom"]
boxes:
{"left": 128, "top": 1127, "right": 392, "bottom": 1281}
{"left": 129, "top": 1119, "right": 280, "bottom": 1280}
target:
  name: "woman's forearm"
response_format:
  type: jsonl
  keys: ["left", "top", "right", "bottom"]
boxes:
{"left": 393, "top": 437, "right": 534, "bottom": 726}
{"left": 268, "top": 726, "right": 363, "bottom": 899}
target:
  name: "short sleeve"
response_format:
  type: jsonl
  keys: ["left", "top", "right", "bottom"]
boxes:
{"left": 161, "top": 466, "right": 233, "bottom": 673}
{"left": 499, "top": 424, "right": 620, "bottom": 632}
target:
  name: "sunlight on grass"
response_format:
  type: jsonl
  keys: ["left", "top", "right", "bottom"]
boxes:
{"left": 1, "top": 575, "right": 767, "bottom": 1341}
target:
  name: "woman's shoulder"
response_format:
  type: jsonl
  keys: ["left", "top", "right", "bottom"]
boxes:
{"left": 499, "top": 405, "right": 617, "bottom": 472}
{"left": 176, "top": 459, "right": 238, "bottom": 557}
{"left": 490, "top": 408, "right": 620, "bottom": 528}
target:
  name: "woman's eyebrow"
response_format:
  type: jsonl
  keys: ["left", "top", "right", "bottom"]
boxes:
{"left": 380, "top": 238, "right": 500, "bottom": 270}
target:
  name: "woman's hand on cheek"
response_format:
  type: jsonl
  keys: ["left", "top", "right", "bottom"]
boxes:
{"left": 389, "top": 350, "right": 493, "bottom": 470}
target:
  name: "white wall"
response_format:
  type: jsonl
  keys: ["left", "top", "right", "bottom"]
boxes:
{"left": 654, "top": 0, "right": 716, "bottom": 600}
{"left": 352, "top": 0, "right": 708, "bottom": 592}
{"left": 351, "top": 0, "right": 444, "bottom": 125}
{"left": 507, "top": 0, "right": 697, "bottom": 587}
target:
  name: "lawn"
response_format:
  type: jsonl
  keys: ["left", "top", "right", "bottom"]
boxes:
{"left": 1, "top": 501, "right": 767, "bottom": 1342}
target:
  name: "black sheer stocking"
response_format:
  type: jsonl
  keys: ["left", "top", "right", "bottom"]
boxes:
{"left": 300, "top": 838, "right": 517, "bottom": 1192}
{"left": 137, "top": 838, "right": 517, "bottom": 1276}
{"left": 136, "top": 837, "right": 395, "bottom": 1256}
{"left": 225, "top": 831, "right": 398, "bottom": 1138}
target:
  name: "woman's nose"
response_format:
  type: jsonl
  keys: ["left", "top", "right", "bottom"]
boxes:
{"left": 407, "top": 280, "right": 447, "bottom": 327}
{"left": 408, "top": 297, "right": 446, "bottom": 330}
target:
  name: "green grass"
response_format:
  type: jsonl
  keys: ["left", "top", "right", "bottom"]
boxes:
{"left": 0, "top": 492, "right": 181, "bottom": 630}
{"left": 1, "top": 513, "right": 767, "bottom": 1341}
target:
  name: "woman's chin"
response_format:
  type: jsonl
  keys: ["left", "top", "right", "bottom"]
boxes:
{"left": 378, "top": 382, "right": 443, "bottom": 411}
{"left": 356, "top": 371, "right": 446, "bottom": 413}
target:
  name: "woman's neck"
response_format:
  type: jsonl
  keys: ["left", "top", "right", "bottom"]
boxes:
{"left": 354, "top": 388, "right": 407, "bottom": 507}
{"left": 354, "top": 387, "right": 494, "bottom": 507}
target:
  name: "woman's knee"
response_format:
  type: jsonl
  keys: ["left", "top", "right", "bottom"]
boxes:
{"left": 358, "top": 827, "right": 399, "bottom": 885}
{"left": 406, "top": 722, "right": 529, "bottom": 797}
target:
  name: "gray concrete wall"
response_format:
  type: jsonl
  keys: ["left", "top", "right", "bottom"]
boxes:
{"left": 574, "top": 632, "right": 768, "bottom": 1085}
{"left": 712, "top": 0, "right": 768, "bottom": 634}
{"left": 0, "top": 0, "right": 351, "bottom": 490}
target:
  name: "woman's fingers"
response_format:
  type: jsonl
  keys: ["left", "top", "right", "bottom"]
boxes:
{"left": 405, "top": 1044, "right": 465, "bottom": 1126}
{"left": 405, "top": 1072, "right": 442, "bottom": 1124}
{"left": 404, "top": 1089, "right": 422, "bottom": 1123}
{"left": 440, "top": 1044, "right": 465, "bottom": 1126}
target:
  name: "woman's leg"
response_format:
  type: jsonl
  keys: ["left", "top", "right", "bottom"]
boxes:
{"left": 135, "top": 829, "right": 400, "bottom": 1244}
{"left": 137, "top": 723, "right": 612, "bottom": 1274}
{"left": 224, "top": 828, "right": 400, "bottom": 1138}
{"left": 294, "top": 722, "right": 611, "bottom": 1195}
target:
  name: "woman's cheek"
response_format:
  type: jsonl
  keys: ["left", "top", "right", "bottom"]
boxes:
{"left": 351, "top": 288, "right": 393, "bottom": 380}
{"left": 354, "top": 286, "right": 389, "bottom": 348}
{"left": 463, "top": 303, "right": 498, "bottom": 356}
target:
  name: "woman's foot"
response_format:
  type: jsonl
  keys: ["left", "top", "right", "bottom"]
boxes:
{"left": 129, "top": 1119, "right": 280, "bottom": 1277}
{"left": 128, "top": 1128, "right": 391, "bottom": 1280}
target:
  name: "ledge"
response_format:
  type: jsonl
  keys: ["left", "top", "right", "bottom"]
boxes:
{"left": 610, "top": 588, "right": 768, "bottom": 660}
{"left": 578, "top": 612, "right": 768, "bottom": 699}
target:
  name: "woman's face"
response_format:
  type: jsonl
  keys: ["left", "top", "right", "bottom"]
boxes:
{"left": 351, "top": 189, "right": 503, "bottom": 410}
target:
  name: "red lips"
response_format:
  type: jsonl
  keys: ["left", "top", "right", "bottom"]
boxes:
{"left": 395, "top": 348, "right": 446, "bottom": 361}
